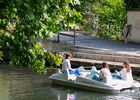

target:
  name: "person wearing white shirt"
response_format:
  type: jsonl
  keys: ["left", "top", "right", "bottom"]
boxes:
{"left": 117, "top": 61, "right": 133, "bottom": 82}
{"left": 99, "top": 62, "right": 112, "bottom": 83}
{"left": 61, "top": 54, "right": 72, "bottom": 72}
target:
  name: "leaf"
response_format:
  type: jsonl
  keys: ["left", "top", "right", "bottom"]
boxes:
{"left": 15, "top": 0, "right": 23, "bottom": 6}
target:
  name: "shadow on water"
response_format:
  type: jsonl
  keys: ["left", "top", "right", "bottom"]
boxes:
{"left": 0, "top": 64, "right": 140, "bottom": 100}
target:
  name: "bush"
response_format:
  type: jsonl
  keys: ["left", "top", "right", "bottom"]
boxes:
{"left": 45, "top": 52, "right": 62, "bottom": 68}
{"left": 0, "top": 0, "right": 81, "bottom": 74}
{"left": 0, "top": 51, "right": 3, "bottom": 60}
{"left": 79, "top": 0, "right": 127, "bottom": 40}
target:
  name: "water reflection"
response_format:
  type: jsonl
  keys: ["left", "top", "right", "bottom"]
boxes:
{"left": 66, "top": 93, "right": 76, "bottom": 100}
{"left": 56, "top": 90, "right": 77, "bottom": 100}
{"left": 51, "top": 86, "right": 140, "bottom": 100}
{"left": 0, "top": 65, "right": 140, "bottom": 100}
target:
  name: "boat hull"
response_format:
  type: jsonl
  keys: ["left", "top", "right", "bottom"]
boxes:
{"left": 50, "top": 78, "right": 120, "bottom": 94}
{"left": 49, "top": 71, "right": 140, "bottom": 94}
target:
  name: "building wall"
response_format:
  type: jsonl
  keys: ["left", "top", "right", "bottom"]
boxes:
{"left": 127, "top": 10, "right": 140, "bottom": 43}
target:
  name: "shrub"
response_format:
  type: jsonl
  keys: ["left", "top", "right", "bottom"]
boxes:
{"left": 0, "top": 51, "right": 3, "bottom": 60}
{"left": 0, "top": 0, "right": 81, "bottom": 74}
{"left": 45, "top": 52, "right": 62, "bottom": 68}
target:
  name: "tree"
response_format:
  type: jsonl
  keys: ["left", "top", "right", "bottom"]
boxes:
{"left": 79, "top": 0, "right": 127, "bottom": 40}
{"left": 125, "top": 0, "right": 140, "bottom": 9}
{"left": 0, "top": 0, "right": 82, "bottom": 74}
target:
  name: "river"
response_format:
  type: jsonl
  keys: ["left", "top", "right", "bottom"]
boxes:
{"left": 0, "top": 65, "right": 140, "bottom": 100}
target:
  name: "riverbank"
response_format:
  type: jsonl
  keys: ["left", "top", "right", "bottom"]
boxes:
{"left": 39, "top": 35, "right": 140, "bottom": 77}
{"left": 40, "top": 39, "right": 140, "bottom": 74}
{"left": 52, "top": 31, "right": 140, "bottom": 56}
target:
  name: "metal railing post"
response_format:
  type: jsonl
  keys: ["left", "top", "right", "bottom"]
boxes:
{"left": 74, "top": 28, "right": 76, "bottom": 45}
{"left": 57, "top": 34, "right": 60, "bottom": 42}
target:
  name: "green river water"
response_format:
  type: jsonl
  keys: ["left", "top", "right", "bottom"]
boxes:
{"left": 0, "top": 65, "right": 140, "bottom": 100}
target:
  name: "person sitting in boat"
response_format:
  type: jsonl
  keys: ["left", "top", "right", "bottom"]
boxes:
{"left": 61, "top": 53, "right": 80, "bottom": 76}
{"left": 115, "top": 61, "right": 133, "bottom": 82}
{"left": 99, "top": 62, "right": 112, "bottom": 83}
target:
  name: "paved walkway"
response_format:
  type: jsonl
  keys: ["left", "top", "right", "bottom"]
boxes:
{"left": 53, "top": 31, "right": 140, "bottom": 56}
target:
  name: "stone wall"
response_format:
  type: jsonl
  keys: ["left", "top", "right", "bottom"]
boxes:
{"left": 127, "top": 9, "right": 140, "bottom": 43}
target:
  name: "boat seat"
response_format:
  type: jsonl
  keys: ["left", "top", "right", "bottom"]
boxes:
{"left": 91, "top": 66, "right": 97, "bottom": 71}
{"left": 78, "top": 66, "right": 91, "bottom": 77}
{"left": 78, "top": 66, "right": 85, "bottom": 72}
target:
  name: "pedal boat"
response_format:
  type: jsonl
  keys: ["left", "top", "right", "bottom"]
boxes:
{"left": 49, "top": 67, "right": 140, "bottom": 94}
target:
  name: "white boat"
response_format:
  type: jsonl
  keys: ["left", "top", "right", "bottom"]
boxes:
{"left": 49, "top": 67, "right": 140, "bottom": 94}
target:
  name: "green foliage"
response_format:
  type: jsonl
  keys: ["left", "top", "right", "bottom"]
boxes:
{"left": 45, "top": 52, "right": 62, "bottom": 68}
{"left": 0, "top": 0, "right": 82, "bottom": 74}
{"left": 125, "top": 0, "right": 140, "bottom": 9}
{"left": 0, "top": 51, "right": 3, "bottom": 60}
{"left": 0, "top": 34, "right": 3, "bottom": 60}
{"left": 93, "top": 0, "right": 127, "bottom": 40}
{"left": 80, "top": 0, "right": 127, "bottom": 40}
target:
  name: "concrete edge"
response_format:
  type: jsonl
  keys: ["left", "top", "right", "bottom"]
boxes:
{"left": 71, "top": 58, "right": 140, "bottom": 68}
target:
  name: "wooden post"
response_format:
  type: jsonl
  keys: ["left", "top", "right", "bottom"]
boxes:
{"left": 57, "top": 34, "right": 60, "bottom": 42}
